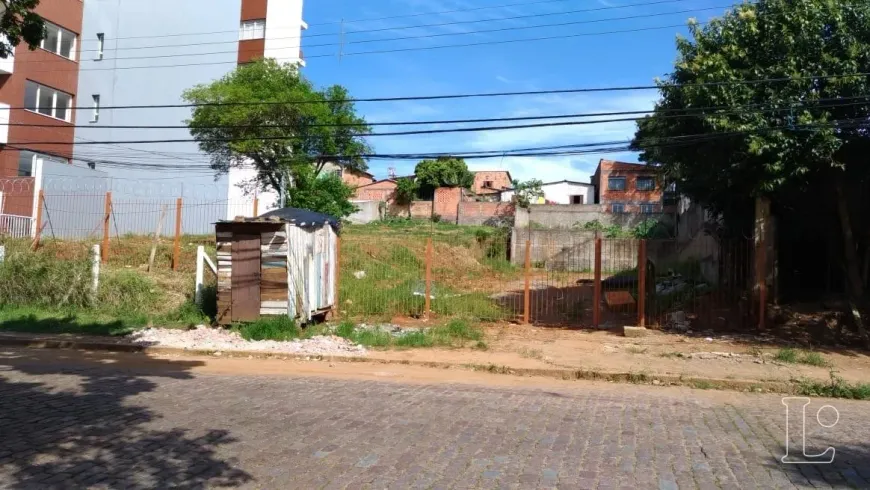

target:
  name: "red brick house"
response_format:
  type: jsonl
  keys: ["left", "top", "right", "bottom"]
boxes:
{"left": 591, "top": 160, "right": 676, "bottom": 214}
{"left": 472, "top": 170, "right": 512, "bottom": 197}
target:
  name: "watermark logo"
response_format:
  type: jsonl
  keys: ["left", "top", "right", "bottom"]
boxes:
{"left": 781, "top": 397, "right": 839, "bottom": 464}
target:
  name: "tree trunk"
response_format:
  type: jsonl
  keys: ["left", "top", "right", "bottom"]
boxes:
{"left": 835, "top": 179, "right": 870, "bottom": 347}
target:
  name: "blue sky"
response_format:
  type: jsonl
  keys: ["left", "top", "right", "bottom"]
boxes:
{"left": 299, "top": 0, "right": 731, "bottom": 183}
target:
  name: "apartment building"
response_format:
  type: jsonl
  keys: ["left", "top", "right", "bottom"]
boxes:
{"left": 0, "top": 0, "right": 83, "bottom": 221}
{"left": 71, "top": 0, "right": 306, "bottom": 225}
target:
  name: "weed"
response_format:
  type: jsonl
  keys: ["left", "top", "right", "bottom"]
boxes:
{"left": 796, "top": 371, "right": 870, "bottom": 400}
{"left": 658, "top": 352, "right": 685, "bottom": 359}
{"left": 800, "top": 351, "right": 830, "bottom": 367}
{"left": 775, "top": 348, "right": 830, "bottom": 367}
{"left": 474, "top": 341, "right": 488, "bottom": 350}
{"left": 746, "top": 346, "right": 763, "bottom": 358}
{"left": 518, "top": 348, "right": 544, "bottom": 360}
{"left": 775, "top": 348, "right": 799, "bottom": 363}
{"left": 235, "top": 316, "right": 300, "bottom": 341}
{"left": 394, "top": 331, "right": 434, "bottom": 348}
{"left": 433, "top": 319, "right": 483, "bottom": 342}
{"left": 626, "top": 346, "right": 648, "bottom": 355}
{"left": 627, "top": 372, "right": 649, "bottom": 383}
{"left": 693, "top": 380, "right": 714, "bottom": 390}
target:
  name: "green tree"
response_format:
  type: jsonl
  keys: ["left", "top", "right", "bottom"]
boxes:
{"left": 288, "top": 166, "right": 357, "bottom": 218}
{"left": 0, "top": 1, "right": 45, "bottom": 59}
{"left": 414, "top": 156, "right": 474, "bottom": 200}
{"left": 631, "top": 0, "right": 870, "bottom": 341}
{"left": 392, "top": 177, "right": 419, "bottom": 217}
{"left": 183, "top": 59, "right": 372, "bottom": 197}
{"left": 511, "top": 179, "right": 544, "bottom": 208}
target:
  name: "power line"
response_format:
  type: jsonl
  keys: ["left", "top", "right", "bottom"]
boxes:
{"left": 5, "top": 71, "right": 870, "bottom": 112}
{"left": 43, "top": 4, "right": 720, "bottom": 65}
{"left": 9, "top": 95, "right": 870, "bottom": 130}
{"left": 76, "top": 0, "right": 688, "bottom": 45}
{"left": 19, "top": 22, "right": 700, "bottom": 74}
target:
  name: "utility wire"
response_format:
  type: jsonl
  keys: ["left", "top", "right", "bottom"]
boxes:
{"left": 43, "top": 4, "right": 720, "bottom": 64}
{"left": 8, "top": 95, "right": 870, "bottom": 130}
{"left": 76, "top": 0, "right": 689, "bottom": 44}
{"left": 4, "top": 72, "right": 870, "bottom": 111}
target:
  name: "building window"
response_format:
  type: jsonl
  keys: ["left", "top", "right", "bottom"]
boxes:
{"left": 611, "top": 203, "right": 625, "bottom": 214}
{"left": 17, "top": 151, "right": 66, "bottom": 177}
{"left": 240, "top": 19, "right": 266, "bottom": 40}
{"left": 87, "top": 162, "right": 96, "bottom": 170}
{"left": 639, "top": 204, "right": 657, "bottom": 214}
{"left": 41, "top": 21, "right": 77, "bottom": 60}
{"left": 483, "top": 180, "right": 493, "bottom": 189}
{"left": 24, "top": 81, "right": 73, "bottom": 122}
{"left": 636, "top": 176, "right": 656, "bottom": 191}
{"left": 607, "top": 177, "right": 626, "bottom": 191}
{"left": 91, "top": 94, "right": 100, "bottom": 123}
{"left": 570, "top": 195, "right": 584, "bottom": 204}
{"left": 96, "top": 33, "right": 104, "bottom": 60}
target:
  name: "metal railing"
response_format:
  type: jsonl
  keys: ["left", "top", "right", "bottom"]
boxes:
{"left": 0, "top": 214, "right": 33, "bottom": 238}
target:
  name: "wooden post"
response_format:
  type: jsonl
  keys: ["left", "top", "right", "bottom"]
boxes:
{"left": 637, "top": 239, "right": 647, "bottom": 327}
{"left": 31, "top": 190, "right": 44, "bottom": 250}
{"left": 172, "top": 197, "right": 182, "bottom": 271}
{"left": 147, "top": 205, "right": 167, "bottom": 272}
{"left": 523, "top": 239, "right": 531, "bottom": 324}
{"left": 253, "top": 196, "right": 259, "bottom": 217}
{"left": 755, "top": 197, "right": 769, "bottom": 330}
{"left": 101, "top": 191, "right": 111, "bottom": 264}
{"left": 593, "top": 238, "right": 602, "bottom": 328}
{"left": 424, "top": 237, "right": 433, "bottom": 317}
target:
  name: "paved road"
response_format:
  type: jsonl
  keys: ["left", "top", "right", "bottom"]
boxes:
{"left": 0, "top": 349, "right": 869, "bottom": 489}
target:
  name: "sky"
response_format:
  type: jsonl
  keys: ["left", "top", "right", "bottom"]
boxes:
{"left": 299, "top": 0, "right": 732, "bottom": 183}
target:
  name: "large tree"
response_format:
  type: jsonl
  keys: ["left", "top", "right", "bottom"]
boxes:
{"left": 414, "top": 156, "right": 474, "bottom": 199}
{"left": 632, "top": 0, "right": 870, "bottom": 339}
{"left": 0, "top": 0, "right": 45, "bottom": 58}
{"left": 183, "top": 59, "right": 372, "bottom": 199}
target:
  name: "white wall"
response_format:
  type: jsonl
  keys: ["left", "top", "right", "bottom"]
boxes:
{"left": 265, "top": 0, "right": 306, "bottom": 65}
{"left": 502, "top": 182, "right": 595, "bottom": 205}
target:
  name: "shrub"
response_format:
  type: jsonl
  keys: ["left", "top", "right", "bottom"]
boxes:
{"left": 0, "top": 250, "right": 93, "bottom": 308}
{"left": 236, "top": 316, "right": 300, "bottom": 341}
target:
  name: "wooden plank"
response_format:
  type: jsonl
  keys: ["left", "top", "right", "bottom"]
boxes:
{"left": 260, "top": 307, "right": 287, "bottom": 316}
{"left": 604, "top": 290, "right": 636, "bottom": 310}
{"left": 261, "top": 301, "right": 289, "bottom": 308}
{"left": 231, "top": 234, "right": 261, "bottom": 322}
{"left": 216, "top": 232, "right": 232, "bottom": 239}
{"left": 260, "top": 289, "right": 287, "bottom": 302}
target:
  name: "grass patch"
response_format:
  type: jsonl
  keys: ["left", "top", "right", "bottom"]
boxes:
{"left": 333, "top": 319, "right": 485, "bottom": 349}
{"left": 796, "top": 372, "right": 870, "bottom": 400}
{"left": 775, "top": 348, "right": 831, "bottom": 367}
{"left": 518, "top": 348, "right": 544, "bottom": 360}
{"left": 0, "top": 305, "right": 149, "bottom": 336}
{"left": 235, "top": 316, "right": 301, "bottom": 341}
{"left": 693, "top": 380, "right": 714, "bottom": 390}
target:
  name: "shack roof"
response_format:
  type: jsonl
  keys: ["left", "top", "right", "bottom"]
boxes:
{"left": 219, "top": 207, "right": 340, "bottom": 232}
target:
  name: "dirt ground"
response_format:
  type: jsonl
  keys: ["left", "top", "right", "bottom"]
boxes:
{"left": 368, "top": 324, "right": 870, "bottom": 386}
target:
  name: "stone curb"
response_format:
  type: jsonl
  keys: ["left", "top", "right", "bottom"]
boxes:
{"left": 0, "top": 335, "right": 798, "bottom": 394}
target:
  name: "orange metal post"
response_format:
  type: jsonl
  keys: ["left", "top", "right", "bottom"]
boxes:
{"left": 593, "top": 238, "right": 602, "bottom": 328}
{"left": 31, "top": 190, "right": 44, "bottom": 250}
{"left": 424, "top": 238, "right": 433, "bottom": 316}
{"left": 102, "top": 192, "right": 111, "bottom": 264}
{"left": 172, "top": 197, "right": 183, "bottom": 271}
{"left": 638, "top": 239, "right": 647, "bottom": 327}
{"left": 523, "top": 239, "right": 531, "bottom": 324}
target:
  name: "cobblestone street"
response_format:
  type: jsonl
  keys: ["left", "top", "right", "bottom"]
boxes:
{"left": 0, "top": 348, "right": 868, "bottom": 489}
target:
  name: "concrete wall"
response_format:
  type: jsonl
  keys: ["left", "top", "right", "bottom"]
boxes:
{"left": 511, "top": 229, "right": 639, "bottom": 272}
{"left": 457, "top": 201, "right": 514, "bottom": 226}
{"left": 502, "top": 181, "right": 595, "bottom": 205}
{"left": 515, "top": 204, "right": 675, "bottom": 230}
{"left": 347, "top": 200, "right": 382, "bottom": 224}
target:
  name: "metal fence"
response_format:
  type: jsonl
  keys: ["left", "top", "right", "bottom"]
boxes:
{"left": 0, "top": 214, "right": 32, "bottom": 238}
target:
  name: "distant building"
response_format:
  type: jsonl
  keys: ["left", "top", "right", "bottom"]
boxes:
{"left": 591, "top": 160, "right": 675, "bottom": 214}
{"left": 501, "top": 180, "right": 595, "bottom": 205}
{"left": 472, "top": 171, "right": 512, "bottom": 197}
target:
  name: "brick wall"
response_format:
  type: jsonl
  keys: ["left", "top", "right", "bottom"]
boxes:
{"left": 515, "top": 204, "right": 676, "bottom": 230}
{"left": 355, "top": 180, "right": 396, "bottom": 201}
{"left": 343, "top": 170, "right": 375, "bottom": 189}
{"left": 594, "top": 160, "right": 664, "bottom": 211}
{"left": 457, "top": 201, "right": 515, "bottom": 226}
{"left": 433, "top": 187, "right": 462, "bottom": 222}
{"left": 473, "top": 171, "right": 512, "bottom": 194}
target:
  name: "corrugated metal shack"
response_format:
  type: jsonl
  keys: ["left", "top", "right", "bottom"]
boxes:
{"left": 215, "top": 208, "right": 340, "bottom": 325}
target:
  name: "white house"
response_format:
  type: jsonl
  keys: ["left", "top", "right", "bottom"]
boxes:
{"left": 501, "top": 180, "right": 596, "bottom": 205}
